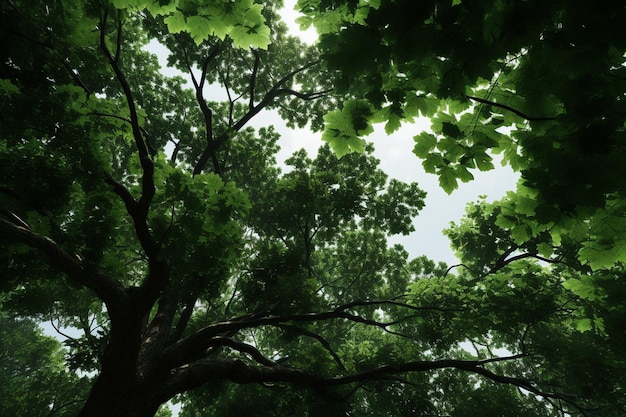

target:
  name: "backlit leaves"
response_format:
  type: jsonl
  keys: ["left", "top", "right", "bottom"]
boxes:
{"left": 115, "top": 0, "right": 271, "bottom": 49}
{"left": 322, "top": 100, "right": 374, "bottom": 157}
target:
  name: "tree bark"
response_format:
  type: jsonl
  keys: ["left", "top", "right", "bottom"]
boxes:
{"left": 77, "top": 380, "right": 161, "bottom": 417}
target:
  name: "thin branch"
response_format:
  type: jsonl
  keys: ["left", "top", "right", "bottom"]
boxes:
{"left": 57, "top": 55, "right": 91, "bottom": 95}
{"left": 114, "top": 11, "right": 123, "bottom": 64}
{"left": 89, "top": 112, "right": 151, "bottom": 142}
{"left": 249, "top": 51, "right": 260, "bottom": 110}
{"left": 103, "top": 172, "right": 158, "bottom": 256}
{"left": 444, "top": 263, "right": 481, "bottom": 277}
{"left": 0, "top": 208, "right": 30, "bottom": 229}
{"left": 161, "top": 299, "right": 450, "bottom": 366}
{"left": 275, "top": 324, "right": 347, "bottom": 371}
{"left": 491, "top": 249, "right": 569, "bottom": 273}
{"left": 207, "top": 337, "right": 276, "bottom": 367}
{"left": 192, "top": 60, "right": 326, "bottom": 176}
{"left": 164, "top": 356, "right": 585, "bottom": 414}
{"left": 466, "top": 95, "right": 556, "bottom": 122}
{"left": 182, "top": 46, "right": 222, "bottom": 175}
{"left": 49, "top": 317, "right": 78, "bottom": 341}
{"left": 478, "top": 353, "right": 526, "bottom": 365}
{"left": 99, "top": 11, "right": 155, "bottom": 229}
{"left": 336, "top": 298, "right": 460, "bottom": 314}
{"left": 170, "top": 296, "right": 198, "bottom": 343}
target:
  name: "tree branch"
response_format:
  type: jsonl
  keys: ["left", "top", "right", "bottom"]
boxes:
{"left": 192, "top": 60, "right": 326, "bottom": 176}
{"left": 490, "top": 248, "right": 569, "bottom": 273}
{"left": 161, "top": 299, "right": 449, "bottom": 367}
{"left": 466, "top": 95, "right": 556, "bottom": 122}
{"left": 99, "top": 11, "right": 156, "bottom": 251}
{"left": 249, "top": 51, "right": 260, "bottom": 110}
{"left": 102, "top": 172, "right": 158, "bottom": 262}
{"left": 206, "top": 336, "right": 276, "bottom": 367}
{"left": 0, "top": 218, "right": 129, "bottom": 315}
{"left": 275, "top": 324, "right": 347, "bottom": 371}
{"left": 163, "top": 355, "right": 582, "bottom": 413}
{"left": 183, "top": 46, "right": 222, "bottom": 176}
{"left": 170, "top": 295, "right": 198, "bottom": 343}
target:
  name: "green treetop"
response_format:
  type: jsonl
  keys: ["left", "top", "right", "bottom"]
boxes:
{"left": 1, "top": 1, "right": 625, "bottom": 417}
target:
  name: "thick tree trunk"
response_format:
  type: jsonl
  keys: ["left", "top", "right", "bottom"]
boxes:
{"left": 77, "top": 375, "right": 162, "bottom": 417}
{"left": 76, "top": 316, "right": 168, "bottom": 417}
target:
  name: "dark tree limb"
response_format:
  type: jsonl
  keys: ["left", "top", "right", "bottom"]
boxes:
{"left": 490, "top": 247, "right": 569, "bottom": 274}
{"left": 182, "top": 46, "right": 222, "bottom": 175}
{"left": 192, "top": 60, "right": 327, "bottom": 176}
{"left": 249, "top": 51, "right": 260, "bottom": 110}
{"left": 0, "top": 218, "right": 131, "bottom": 326}
{"left": 102, "top": 173, "right": 158, "bottom": 262}
{"left": 206, "top": 337, "right": 277, "bottom": 367}
{"left": 162, "top": 356, "right": 585, "bottom": 415}
{"left": 466, "top": 95, "right": 556, "bottom": 122}
{"left": 170, "top": 295, "right": 198, "bottom": 343}
{"left": 161, "top": 299, "right": 453, "bottom": 367}
{"left": 99, "top": 11, "right": 156, "bottom": 241}
{"left": 275, "top": 323, "right": 347, "bottom": 371}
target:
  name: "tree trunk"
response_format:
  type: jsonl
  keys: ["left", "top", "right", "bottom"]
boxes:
{"left": 77, "top": 375, "right": 162, "bottom": 417}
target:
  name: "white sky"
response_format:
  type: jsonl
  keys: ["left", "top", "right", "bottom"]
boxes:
{"left": 146, "top": 0, "right": 520, "bottom": 265}
{"left": 38, "top": 5, "right": 519, "bottom": 416}
{"left": 271, "top": 1, "right": 519, "bottom": 264}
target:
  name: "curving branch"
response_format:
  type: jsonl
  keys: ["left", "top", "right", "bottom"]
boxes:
{"left": 161, "top": 299, "right": 453, "bottom": 367}
{"left": 249, "top": 51, "right": 260, "bottom": 110}
{"left": 206, "top": 336, "right": 277, "bottom": 367}
{"left": 0, "top": 218, "right": 130, "bottom": 318}
{"left": 99, "top": 11, "right": 157, "bottom": 258}
{"left": 192, "top": 60, "right": 328, "bottom": 176}
{"left": 490, "top": 246, "right": 570, "bottom": 274}
{"left": 183, "top": 45, "right": 222, "bottom": 175}
{"left": 275, "top": 324, "right": 347, "bottom": 371}
{"left": 163, "top": 355, "right": 585, "bottom": 415}
{"left": 466, "top": 95, "right": 556, "bottom": 122}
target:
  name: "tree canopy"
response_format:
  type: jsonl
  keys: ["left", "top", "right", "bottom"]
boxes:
{"left": 1, "top": 1, "right": 625, "bottom": 417}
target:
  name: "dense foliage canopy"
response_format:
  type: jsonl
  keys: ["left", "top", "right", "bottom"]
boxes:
{"left": 1, "top": 1, "right": 625, "bottom": 417}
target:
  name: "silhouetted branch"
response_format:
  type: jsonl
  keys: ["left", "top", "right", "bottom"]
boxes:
{"left": 467, "top": 95, "right": 556, "bottom": 122}
{"left": 99, "top": 11, "right": 157, "bottom": 259}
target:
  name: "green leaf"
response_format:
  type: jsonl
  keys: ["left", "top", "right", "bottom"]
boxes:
{"left": 514, "top": 195, "right": 538, "bottom": 216}
{"left": 413, "top": 133, "right": 437, "bottom": 158}
{"left": 511, "top": 223, "right": 531, "bottom": 244}
{"left": 230, "top": 24, "right": 271, "bottom": 49}
{"left": 438, "top": 166, "right": 458, "bottom": 194}
{"left": 455, "top": 165, "right": 474, "bottom": 183}
{"left": 295, "top": 15, "right": 313, "bottom": 30}
{"left": 0, "top": 78, "right": 20, "bottom": 94}
{"left": 325, "top": 136, "right": 365, "bottom": 158}
{"left": 164, "top": 12, "right": 186, "bottom": 34}
{"left": 186, "top": 15, "right": 214, "bottom": 44}
{"left": 575, "top": 318, "right": 593, "bottom": 332}
{"left": 473, "top": 152, "right": 494, "bottom": 171}
{"left": 563, "top": 277, "right": 601, "bottom": 300}
{"left": 536, "top": 242, "right": 553, "bottom": 257}
{"left": 441, "top": 121, "right": 462, "bottom": 138}
{"left": 384, "top": 110, "right": 402, "bottom": 134}
{"left": 423, "top": 152, "right": 445, "bottom": 173}
{"left": 578, "top": 241, "right": 626, "bottom": 271}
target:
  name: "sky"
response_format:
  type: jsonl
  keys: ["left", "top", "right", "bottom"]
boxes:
{"left": 38, "top": 3, "right": 519, "bottom": 415}
{"left": 255, "top": 1, "right": 520, "bottom": 265}
{"left": 148, "top": 1, "right": 520, "bottom": 266}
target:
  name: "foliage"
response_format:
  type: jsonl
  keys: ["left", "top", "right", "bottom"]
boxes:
{"left": 299, "top": 0, "right": 626, "bottom": 280}
{"left": 0, "top": 313, "right": 88, "bottom": 417}
{"left": 1, "top": 1, "right": 626, "bottom": 417}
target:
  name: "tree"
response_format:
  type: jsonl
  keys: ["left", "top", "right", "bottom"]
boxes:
{"left": 0, "top": 313, "right": 88, "bottom": 417}
{"left": 299, "top": 0, "right": 626, "bottom": 268}
{"left": 1, "top": 1, "right": 625, "bottom": 417}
